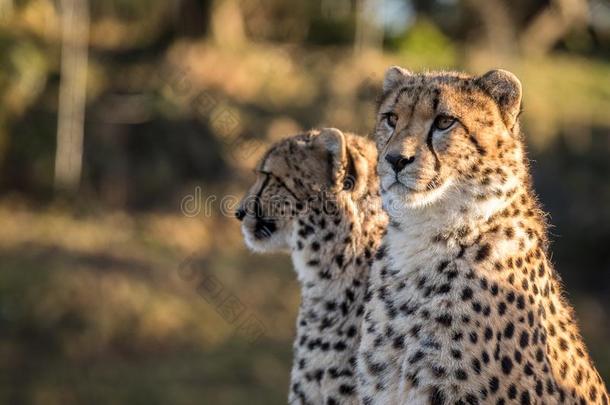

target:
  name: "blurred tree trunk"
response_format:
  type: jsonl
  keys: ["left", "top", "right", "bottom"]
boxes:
{"left": 520, "top": 0, "right": 589, "bottom": 56}
{"left": 354, "top": 0, "right": 384, "bottom": 55}
{"left": 463, "top": 0, "right": 517, "bottom": 55}
{"left": 54, "top": 0, "right": 89, "bottom": 193}
{"left": 0, "top": 0, "right": 13, "bottom": 21}
{"left": 465, "top": 0, "right": 589, "bottom": 57}
{"left": 173, "top": 0, "right": 213, "bottom": 38}
{"left": 210, "top": 0, "right": 246, "bottom": 47}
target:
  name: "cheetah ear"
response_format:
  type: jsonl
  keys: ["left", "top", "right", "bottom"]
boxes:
{"left": 383, "top": 66, "right": 412, "bottom": 92}
{"left": 476, "top": 69, "right": 522, "bottom": 132}
{"left": 313, "top": 128, "right": 347, "bottom": 188}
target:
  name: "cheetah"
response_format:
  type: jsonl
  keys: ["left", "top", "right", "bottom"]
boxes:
{"left": 236, "top": 128, "right": 387, "bottom": 404}
{"left": 357, "top": 67, "right": 609, "bottom": 404}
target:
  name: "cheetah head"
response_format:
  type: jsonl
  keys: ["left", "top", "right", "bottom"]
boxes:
{"left": 236, "top": 128, "right": 375, "bottom": 253}
{"left": 375, "top": 67, "right": 523, "bottom": 212}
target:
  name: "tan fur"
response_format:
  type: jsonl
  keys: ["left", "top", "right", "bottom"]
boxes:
{"left": 236, "top": 128, "right": 387, "bottom": 404}
{"left": 357, "top": 68, "right": 609, "bottom": 405}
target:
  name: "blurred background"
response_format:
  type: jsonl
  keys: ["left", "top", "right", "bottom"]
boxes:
{"left": 0, "top": 0, "right": 609, "bottom": 403}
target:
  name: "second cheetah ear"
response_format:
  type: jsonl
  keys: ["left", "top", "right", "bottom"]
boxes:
{"left": 476, "top": 69, "right": 522, "bottom": 132}
{"left": 313, "top": 128, "right": 347, "bottom": 188}
{"left": 383, "top": 66, "right": 412, "bottom": 92}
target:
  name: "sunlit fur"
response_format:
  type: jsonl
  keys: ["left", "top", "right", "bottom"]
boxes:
{"left": 358, "top": 68, "right": 609, "bottom": 405}
{"left": 237, "top": 129, "right": 387, "bottom": 404}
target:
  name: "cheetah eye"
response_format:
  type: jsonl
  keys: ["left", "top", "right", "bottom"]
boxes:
{"left": 382, "top": 112, "right": 398, "bottom": 129}
{"left": 433, "top": 115, "right": 456, "bottom": 131}
{"left": 343, "top": 175, "right": 355, "bottom": 191}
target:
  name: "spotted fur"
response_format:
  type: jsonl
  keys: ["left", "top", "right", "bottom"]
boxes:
{"left": 357, "top": 67, "right": 609, "bottom": 405}
{"left": 236, "top": 128, "right": 387, "bottom": 404}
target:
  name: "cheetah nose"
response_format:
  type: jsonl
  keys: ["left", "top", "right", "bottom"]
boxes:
{"left": 235, "top": 208, "right": 246, "bottom": 221}
{"left": 385, "top": 153, "right": 415, "bottom": 174}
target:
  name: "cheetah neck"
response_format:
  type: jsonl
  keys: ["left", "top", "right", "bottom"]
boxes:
{"left": 383, "top": 172, "right": 523, "bottom": 278}
{"left": 376, "top": 171, "right": 610, "bottom": 403}
{"left": 290, "top": 195, "right": 385, "bottom": 286}
{"left": 287, "top": 196, "right": 386, "bottom": 404}
{"left": 288, "top": 199, "right": 384, "bottom": 346}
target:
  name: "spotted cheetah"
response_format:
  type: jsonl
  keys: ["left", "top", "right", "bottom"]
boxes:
{"left": 357, "top": 67, "right": 609, "bottom": 404}
{"left": 236, "top": 128, "right": 387, "bottom": 404}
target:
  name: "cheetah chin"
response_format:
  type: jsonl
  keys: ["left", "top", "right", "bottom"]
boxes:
{"left": 240, "top": 221, "right": 290, "bottom": 253}
{"left": 381, "top": 176, "right": 454, "bottom": 212}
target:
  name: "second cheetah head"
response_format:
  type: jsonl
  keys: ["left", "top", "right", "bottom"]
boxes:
{"left": 236, "top": 128, "right": 379, "bottom": 253}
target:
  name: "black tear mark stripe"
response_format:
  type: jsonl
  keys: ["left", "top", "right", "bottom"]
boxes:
{"left": 426, "top": 125, "right": 441, "bottom": 172}
{"left": 426, "top": 87, "right": 442, "bottom": 172}
{"left": 255, "top": 171, "right": 271, "bottom": 199}
{"left": 254, "top": 174, "right": 271, "bottom": 218}
{"left": 383, "top": 83, "right": 423, "bottom": 150}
